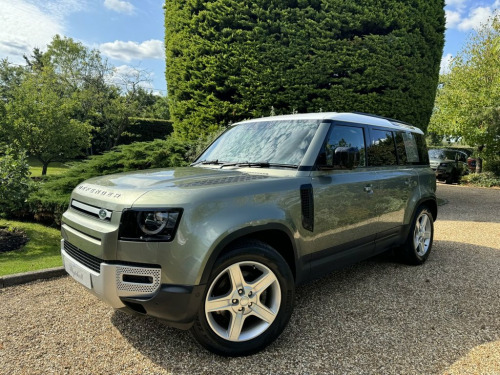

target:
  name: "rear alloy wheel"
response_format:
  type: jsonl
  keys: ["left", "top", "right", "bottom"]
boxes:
{"left": 402, "top": 206, "right": 434, "bottom": 265}
{"left": 191, "top": 241, "right": 294, "bottom": 356}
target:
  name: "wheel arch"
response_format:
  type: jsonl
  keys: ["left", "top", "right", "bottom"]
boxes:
{"left": 418, "top": 197, "right": 438, "bottom": 221}
{"left": 199, "top": 224, "right": 302, "bottom": 286}
{"left": 401, "top": 196, "right": 437, "bottom": 243}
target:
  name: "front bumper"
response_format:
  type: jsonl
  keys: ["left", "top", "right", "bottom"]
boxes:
{"left": 62, "top": 240, "right": 205, "bottom": 329}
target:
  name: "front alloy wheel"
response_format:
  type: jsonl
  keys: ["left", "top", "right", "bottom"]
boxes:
{"left": 191, "top": 241, "right": 294, "bottom": 356}
{"left": 205, "top": 261, "right": 281, "bottom": 342}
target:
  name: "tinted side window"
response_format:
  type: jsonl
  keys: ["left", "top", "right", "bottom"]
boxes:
{"left": 326, "top": 125, "right": 366, "bottom": 168}
{"left": 415, "top": 133, "right": 430, "bottom": 165}
{"left": 368, "top": 129, "right": 397, "bottom": 166}
{"left": 395, "top": 132, "right": 421, "bottom": 165}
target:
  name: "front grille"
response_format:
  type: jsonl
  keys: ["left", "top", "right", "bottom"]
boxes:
{"left": 71, "top": 200, "right": 112, "bottom": 221}
{"left": 64, "top": 241, "right": 102, "bottom": 273}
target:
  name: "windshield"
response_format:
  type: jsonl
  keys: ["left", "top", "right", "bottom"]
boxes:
{"left": 196, "top": 120, "right": 321, "bottom": 166}
{"left": 429, "top": 149, "right": 455, "bottom": 160}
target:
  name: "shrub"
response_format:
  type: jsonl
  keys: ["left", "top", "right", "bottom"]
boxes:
{"left": 0, "top": 148, "right": 35, "bottom": 216}
{"left": 484, "top": 158, "right": 500, "bottom": 176}
{"left": 118, "top": 118, "right": 174, "bottom": 145}
{"left": 28, "top": 137, "right": 195, "bottom": 225}
{"left": 461, "top": 172, "right": 500, "bottom": 188}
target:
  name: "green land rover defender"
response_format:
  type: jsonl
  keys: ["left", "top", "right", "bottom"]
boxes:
{"left": 61, "top": 112, "right": 437, "bottom": 356}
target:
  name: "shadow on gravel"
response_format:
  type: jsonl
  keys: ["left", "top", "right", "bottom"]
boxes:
{"left": 111, "top": 240, "right": 500, "bottom": 374}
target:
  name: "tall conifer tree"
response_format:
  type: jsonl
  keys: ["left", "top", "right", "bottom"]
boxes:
{"left": 165, "top": 0, "right": 445, "bottom": 139}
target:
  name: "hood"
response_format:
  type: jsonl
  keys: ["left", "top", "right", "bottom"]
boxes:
{"left": 71, "top": 167, "right": 271, "bottom": 209}
{"left": 429, "top": 157, "right": 452, "bottom": 169}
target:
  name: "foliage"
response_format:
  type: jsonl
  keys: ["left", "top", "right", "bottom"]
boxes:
{"left": 484, "top": 158, "right": 500, "bottom": 176}
{"left": 4, "top": 36, "right": 169, "bottom": 159}
{"left": 461, "top": 172, "right": 500, "bottom": 188}
{"left": 165, "top": 0, "right": 445, "bottom": 140}
{"left": 119, "top": 118, "right": 174, "bottom": 145}
{"left": 429, "top": 16, "right": 500, "bottom": 171}
{"left": 0, "top": 148, "right": 34, "bottom": 216}
{"left": 139, "top": 94, "right": 171, "bottom": 119}
{"left": 28, "top": 137, "right": 194, "bottom": 224}
{"left": 0, "top": 58, "right": 26, "bottom": 102}
{"left": 0, "top": 219, "right": 62, "bottom": 276}
{"left": 4, "top": 66, "right": 93, "bottom": 175}
{"left": 0, "top": 59, "right": 26, "bottom": 149}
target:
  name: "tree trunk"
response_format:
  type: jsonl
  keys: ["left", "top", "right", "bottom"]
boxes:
{"left": 475, "top": 157, "right": 483, "bottom": 174}
{"left": 475, "top": 145, "right": 484, "bottom": 174}
{"left": 42, "top": 162, "right": 49, "bottom": 176}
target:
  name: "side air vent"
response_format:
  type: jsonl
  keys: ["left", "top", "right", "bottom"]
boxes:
{"left": 300, "top": 184, "right": 314, "bottom": 232}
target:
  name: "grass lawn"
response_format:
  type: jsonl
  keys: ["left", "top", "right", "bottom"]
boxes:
{"left": 0, "top": 220, "right": 62, "bottom": 276}
{"left": 28, "top": 156, "right": 71, "bottom": 177}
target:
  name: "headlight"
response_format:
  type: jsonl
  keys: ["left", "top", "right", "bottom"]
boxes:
{"left": 119, "top": 209, "right": 182, "bottom": 242}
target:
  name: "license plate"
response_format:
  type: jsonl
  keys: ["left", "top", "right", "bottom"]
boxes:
{"left": 65, "top": 257, "right": 92, "bottom": 289}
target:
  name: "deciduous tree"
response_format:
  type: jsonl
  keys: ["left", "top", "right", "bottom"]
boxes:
{"left": 429, "top": 16, "right": 500, "bottom": 172}
{"left": 4, "top": 67, "right": 93, "bottom": 175}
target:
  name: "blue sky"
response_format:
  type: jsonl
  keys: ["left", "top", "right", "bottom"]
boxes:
{"left": 0, "top": 0, "right": 498, "bottom": 96}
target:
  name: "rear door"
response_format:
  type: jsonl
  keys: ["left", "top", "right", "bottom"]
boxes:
{"left": 367, "top": 129, "right": 419, "bottom": 244}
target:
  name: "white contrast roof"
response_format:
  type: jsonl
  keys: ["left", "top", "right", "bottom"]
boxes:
{"left": 236, "top": 112, "right": 423, "bottom": 134}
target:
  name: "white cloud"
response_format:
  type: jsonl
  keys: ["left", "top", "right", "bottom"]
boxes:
{"left": 440, "top": 53, "right": 454, "bottom": 75}
{"left": 0, "top": 0, "right": 85, "bottom": 63}
{"left": 0, "top": 0, "right": 67, "bottom": 62}
{"left": 445, "top": 10, "right": 462, "bottom": 29}
{"left": 99, "top": 39, "right": 164, "bottom": 62}
{"left": 104, "top": 0, "right": 135, "bottom": 15}
{"left": 458, "top": 6, "right": 497, "bottom": 31}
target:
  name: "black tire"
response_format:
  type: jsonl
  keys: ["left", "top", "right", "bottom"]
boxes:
{"left": 401, "top": 206, "right": 434, "bottom": 265}
{"left": 190, "top": 240, "right": 295, "bottom": 356}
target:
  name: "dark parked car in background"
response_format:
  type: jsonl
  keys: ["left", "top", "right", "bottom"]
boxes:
{"left": 429, "top": 149, "right": 469, "bottom": 184}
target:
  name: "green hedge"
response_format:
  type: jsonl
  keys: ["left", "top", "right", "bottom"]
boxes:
{"left": 118, "top": 118, "right": 174, "bottom": 145}
{"left": 165, "top": 0, "right": 445, "bottom": 139}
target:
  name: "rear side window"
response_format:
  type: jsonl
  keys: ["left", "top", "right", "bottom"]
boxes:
{"left": 415, "top": 133, "right": 430, "bottom": 165}
{"left": 395, "top": 132, "right": 420, "bottom": 165}
{"left": 368, "top": 129, "right": 397, "bottom": 166}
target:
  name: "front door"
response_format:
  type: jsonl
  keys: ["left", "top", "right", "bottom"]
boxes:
{"left": 308, "top": 122, "right": 379, "bottom": 273}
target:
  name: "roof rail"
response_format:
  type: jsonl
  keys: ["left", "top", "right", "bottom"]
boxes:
{"left": 351, "top": 112, "right": 414, "bottom": 127}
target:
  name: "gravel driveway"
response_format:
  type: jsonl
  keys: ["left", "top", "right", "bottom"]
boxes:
{"left": 1, "top": 184, "right": 499, "bottom": 374}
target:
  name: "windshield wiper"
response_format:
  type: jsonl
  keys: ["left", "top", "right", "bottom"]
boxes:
{"left": 191, "top": 159, "right": 223, "bottom": 166}
{"left": 219, "top": 162, "right": 298, "bottom": 169}
{"left": 220, "top": 161, "right": 269, "bottom": 168}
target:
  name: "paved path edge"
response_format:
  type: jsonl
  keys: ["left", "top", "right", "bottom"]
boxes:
{"left": 0, "top": 267, "right": 67, "bottom": 288}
